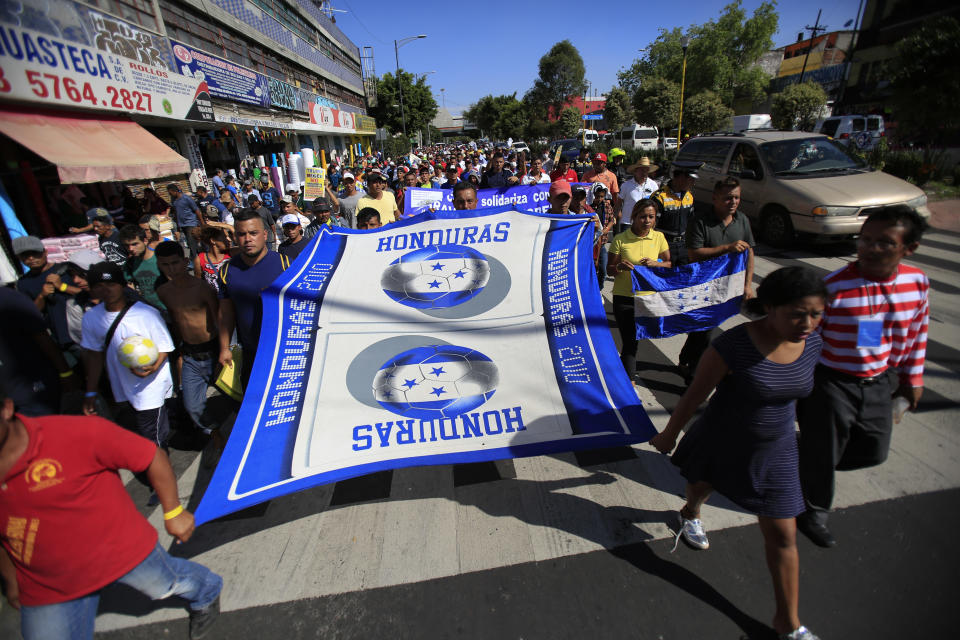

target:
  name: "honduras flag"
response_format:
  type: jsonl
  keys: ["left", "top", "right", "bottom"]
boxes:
{"left": 630, "top": 252, "right": 748, "bottom": 339}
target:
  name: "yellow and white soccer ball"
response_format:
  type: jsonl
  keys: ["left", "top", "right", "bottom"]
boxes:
{"left": 117, "top": 335, "right": 159, "bottom": 369}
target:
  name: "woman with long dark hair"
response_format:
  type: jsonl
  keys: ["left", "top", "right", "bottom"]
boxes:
{"left": 650, "top": 266, "right": 828, "bottom": 640}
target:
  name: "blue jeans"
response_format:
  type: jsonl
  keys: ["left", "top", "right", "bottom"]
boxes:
{"left": 181, "top": 354, "right": 215, "bottom": 432}
{"left": 20, "top": 543, "right": 222, "bottom": 640}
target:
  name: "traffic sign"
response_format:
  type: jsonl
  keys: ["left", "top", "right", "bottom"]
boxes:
{"left": 582, "top": 114, "right": 603, "bottom": 120}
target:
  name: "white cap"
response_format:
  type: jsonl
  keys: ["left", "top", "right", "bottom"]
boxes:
{"left": 279, "top": 214, "right": 301, "bottom": 226}
{"left": 285, "top": 183, "right": 298, "bottom": 193}
{"left": 281, "top": 195, "right": 293, "bottom": 203}
{"left": 342, "top": 172, "right": 355, "bottom": 181}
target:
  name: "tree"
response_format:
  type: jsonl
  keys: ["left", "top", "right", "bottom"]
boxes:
{"left": 632, "top": 77, "right": 680, "bottom": 137}
{"left": 556, "top": 107, "right": 582, "bottom": 139}
{"left": 464, "top": 93, "right": 529, "bottom": 140}
{"left": 369, "top": 70, "right": 438, "bottom": 136}
{"left": 529, "top": 40, "right": 588, "bottom": 116}
{"left": 770, "top": 82, "right": 827, "bottom": 131}
{"left": 683, "top": 91, "right": 735, "bottom": 134}
{"left": 617, "top": 1, "right": 777, "bottom": 107}
{"left": 890, "top": 17, "right": 960, "bottom": 144}
{"left": 603, "top": 87, "right": 634, "bottom": 144}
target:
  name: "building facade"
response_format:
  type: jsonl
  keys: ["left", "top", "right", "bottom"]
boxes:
{"left": 0, "top": 0, "right": 375, "bottom": 237}
{"left": 839, "top": 0, "right": 959, "bottom": 116}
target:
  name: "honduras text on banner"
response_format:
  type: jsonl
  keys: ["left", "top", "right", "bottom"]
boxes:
{"left": 630, "top": 252, "right": 748, "bottom": 339}
{"left": 404, "top": 184, "right": 589, "bottom": 217}
{"left": 194, "top": 206, "right": 656, "bottom": 524}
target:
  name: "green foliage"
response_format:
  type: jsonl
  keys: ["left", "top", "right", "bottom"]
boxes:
{"left": 618, "top": 1, "right": 777, "bottom": 107}
{"left": 556, "top": 107, "right": 582, "bottom": 139}
{"left": 369, "top": 71, "right": 438, "bottom": 136}
{"left": 881, "top": 147, "right": 950, "bottom": 186}
{"left": 529, "top": 40, "right": 588, "bottom": 116}
{"left": 890, "top": 17, "right": 960, "bottom": 144}
{"left": 683, "top": 91, "right": 735, "bottom": 135}
{"left": 463, "top": 93, "right": 529, "bottom": 141}
{"left": 883, "top": 150, "right": 923, "bottom": 183}
{"left": 603, "top": 87, "right": 633, "bottom": 142}
{"left": 380, "top": 136, "right": 412, "bottom": 161}
{"left": 632, "top": 77, "right": 680, "bottom": 133}
{"left": 770, "top": 82, "right": 827, "bottom": 131}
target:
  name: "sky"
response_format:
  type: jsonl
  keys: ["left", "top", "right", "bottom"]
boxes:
{"left": 331, "top": 0, "right": 865, "bottom": 116}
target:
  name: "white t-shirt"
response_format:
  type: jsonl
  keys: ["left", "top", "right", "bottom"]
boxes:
{"left": 521, "top": 172, "right": 551, "bottom": 185}
{"left": 81, "top": 302, "right": 174, "bottom": 410}
{"left": 619, "top": 177, "right": 660, "bottom": 224}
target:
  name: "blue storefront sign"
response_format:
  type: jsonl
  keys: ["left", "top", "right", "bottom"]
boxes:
{"left": 170, "top": 39, "right": 270, "bottom": 108}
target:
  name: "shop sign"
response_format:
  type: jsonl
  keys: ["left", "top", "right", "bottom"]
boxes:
{"left": 0, "top": 24, "right": 213, "bottom": 121}
{"left": 0, "top": 0, "right": 175, "bottom": 72}
{"left": 355, "top": 114, "right": 377, "bottom": 133}
{"left": 308, "top": 102, "right": 357, "bottom": 131}
{"left": 170, "top": 39, "right": 271, "bottom": 108}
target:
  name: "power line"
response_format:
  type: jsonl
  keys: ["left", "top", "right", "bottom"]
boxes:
{"left": 338, "top": 0, "right": 387, "bottom": 45}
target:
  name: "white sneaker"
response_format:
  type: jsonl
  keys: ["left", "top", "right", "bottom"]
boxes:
{"left": 671, "top": 512, "right": 709, "bottom": 552}
{"left": 780, "top": 626, "right": 820, "bottom": 640}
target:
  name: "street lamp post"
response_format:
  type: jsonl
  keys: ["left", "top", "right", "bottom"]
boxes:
{"left": 394, "top": 35, "right": 426, "bottom": 149}
{"left": 676, "top": 36, "right": 690, "bottom": 157}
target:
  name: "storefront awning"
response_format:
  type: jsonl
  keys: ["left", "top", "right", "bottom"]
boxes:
{"left": 0, "top": 110, "right": 189, "bottom": 184}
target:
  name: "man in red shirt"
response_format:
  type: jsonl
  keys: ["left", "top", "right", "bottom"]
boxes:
{"left": 0, "top": 397, "right": 222, "bottom": 639}
{"left": 797, "top": 206, "right": 929, "bottom": 548}
{"left": 549, "top": 157, "right": 578, "bottom": 184}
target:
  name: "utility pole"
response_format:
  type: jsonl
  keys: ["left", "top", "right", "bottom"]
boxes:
{"left": 799, "top": 9, "right": 827, "bottom": 84}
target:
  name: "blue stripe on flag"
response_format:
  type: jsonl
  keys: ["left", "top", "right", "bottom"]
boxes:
{"left": 630, "top": 252, "right": 748, "bottom": 339}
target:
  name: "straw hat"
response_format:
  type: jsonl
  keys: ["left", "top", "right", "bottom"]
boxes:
{"left": 627, "top": 156, "right": 659, "bottom": 173}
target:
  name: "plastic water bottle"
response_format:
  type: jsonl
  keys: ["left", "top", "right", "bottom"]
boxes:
{"left": 892, "top": 396, "right": 910, "bottom": 424}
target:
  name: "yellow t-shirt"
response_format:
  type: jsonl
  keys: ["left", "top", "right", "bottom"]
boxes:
{"left": 357, "top": 194, "right": 399, "bottom": 224}
{"left": 609, "top": 228, "right": 669, "bottom": 297}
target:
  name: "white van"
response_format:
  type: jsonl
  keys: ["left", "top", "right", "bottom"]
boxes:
{"left": 577, "top": 129, "right": 600, "bottom": 146}
{"left": 731, "top": 114, "right": 773, "bottom": 133}
{"left": 619, "top": 124, "right": 659, "bottom": 151}
{"left": 815, "top": 115, "right": 885, "bottom": 150}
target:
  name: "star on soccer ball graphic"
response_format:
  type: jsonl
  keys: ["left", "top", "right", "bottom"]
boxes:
{"left": 380, "top": 244, "right": 490, "bottom": 309}
{"left": 372, "top": 345, "right": 499, "bottom": 420}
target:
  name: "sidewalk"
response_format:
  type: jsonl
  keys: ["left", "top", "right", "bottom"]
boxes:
{"left": 928, "top": 199, "right": 960, "bottom": 232}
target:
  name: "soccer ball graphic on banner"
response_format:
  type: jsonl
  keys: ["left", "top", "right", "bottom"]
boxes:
{"left": 381, "top": 244, "right": 490, "bottom": 309}
{"left": 117, "top": 336, "right": 159, "bottom": 369}
{"left": 373, "top": 345, "right": 499, "bottom": 420}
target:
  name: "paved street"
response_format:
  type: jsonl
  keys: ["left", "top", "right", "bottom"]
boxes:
{"left": 5, "top": 222, "right": 959, "bottom": 640}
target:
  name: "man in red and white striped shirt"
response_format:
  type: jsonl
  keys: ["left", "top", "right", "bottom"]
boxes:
{"left": 797, "top": 206, "right": 929, "bottom": 548}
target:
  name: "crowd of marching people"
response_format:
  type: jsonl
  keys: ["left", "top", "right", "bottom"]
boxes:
{"left": 0, "top": 137, "right": 930, "bottom": 640}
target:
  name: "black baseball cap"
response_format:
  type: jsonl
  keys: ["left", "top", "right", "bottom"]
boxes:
{"left": 87, "top": 261, "right": 125, "bottom": 286}
{"left": 311, "top": 197, "right": 332, "bottom": 212}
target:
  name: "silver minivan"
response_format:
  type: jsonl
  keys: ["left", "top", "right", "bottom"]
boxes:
{"left": 674, "top": 131, "right": 930, "bottom": 247}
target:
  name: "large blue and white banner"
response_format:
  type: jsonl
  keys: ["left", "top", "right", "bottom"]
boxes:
{"left": 630, "top": 252, "right": 748, "bottom": 339}
{"left": 195, "top": 207, "right": 656, "bottom": 524}
{"left": 405, "top": 184, "right": 568, "bottom": 216}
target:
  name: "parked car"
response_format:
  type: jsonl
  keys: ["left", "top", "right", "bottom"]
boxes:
{"left": 510, "top": 141, "right": 530, "bottom": 155}
{"left": 660, "top": 137, "right": 679, "bottom": 152}
{"left": 673, "top": 130, "right": 930, "bottom": 247}
{"left": 815, "top": 115, "right": 885, "bottom": 150}
{"left": 544, "top": 138, "right": 586, "bottom": 168}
